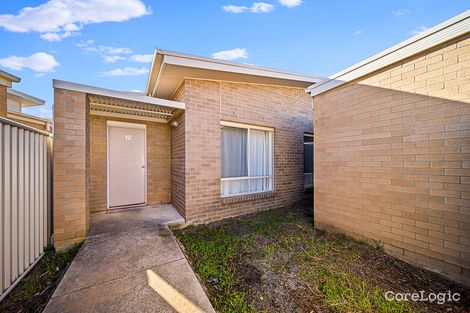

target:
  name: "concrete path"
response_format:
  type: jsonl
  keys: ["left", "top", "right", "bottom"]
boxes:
{"left": 44, "top": 205, "right": 215, "bottom": 313}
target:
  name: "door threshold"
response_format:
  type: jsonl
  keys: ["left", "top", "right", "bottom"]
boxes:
{"left": 106, "top": 203, "right": 147, "bottom": 213}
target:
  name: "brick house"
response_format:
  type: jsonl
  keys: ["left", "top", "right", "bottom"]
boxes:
{"left": 52, "top": 52, "right": 320, "bottom": 249}
{"left": 0, "top": 69, "right": 52, "bottom": 132}
{"left": 52, "top": 10, "right": 469, "bottom": 285}
{"left": 308, "top": 11, "right": 469, "bottom": 285}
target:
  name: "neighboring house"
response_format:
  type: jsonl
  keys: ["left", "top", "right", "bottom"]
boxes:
{"left": 0, "top": 69, "right": 52, "bottom": 132}
{"left": 308, "top": 11, "right": 469, "bottom": 285}
{"left": 52, "top": 52, "right": 320, "bottom": 249}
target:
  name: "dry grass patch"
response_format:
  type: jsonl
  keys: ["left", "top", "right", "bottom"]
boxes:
{"left": 173, "top": 204, "right": 469, "bottom": 313}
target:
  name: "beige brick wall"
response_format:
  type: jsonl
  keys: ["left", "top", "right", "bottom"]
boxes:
{"left": 7, "top": 117, "right": 48, "bottom": 131}
{"left": 53, "top": 88, "right": 89, "bottom": 250}
{"left": 0, "top": 85, "right": 7, "bottom": 117}
{"left": 89, "top": 115, "right": 171, "bottom": 212}
{"left": 170, "top": 86, "right": 186, "bottom": 217}
{"left": 179, "top": 79, "right": 312, "bottom": 223}
{"left": 313, "top": 34, "right": 470, "bottom": 285}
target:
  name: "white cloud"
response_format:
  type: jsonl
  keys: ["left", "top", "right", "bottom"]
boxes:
{"left": 412, "top": 26, "right": 428, "bottom": 35}
{"left": 251, "top": 2, "right": 274, "bottom": 13}
{"left": 0, "top": 52, "right": 59, "bottom": 73}
{"left": 222, "top": 5, "right": 249, "bottom": 13}
{"left": 130, "top": 54, "right": 153, "bottom": 63}
{"left": 130, "top": 89, "right": 143, "bottom": 93}
{"left": 354, "top": 30, "right": 363, "bottom": 35}
{"left": 212, "top": 48, "right": 248, "bottom": 61}
{"left": 40, "top": 31, "right": 75, "bottom": 42}
{"left": 76, "top": 40, "right": 134, "bottom": 63}
{"left": 104, "top": 55, "right": 126, "bottom": 63}
{"left": 392, "top": 9, "right": 410, "bottom": 17}
{"left": 99, "top": 67, "right": 149, "bottom": 77}
{"left": 0, "top": 0, "right": 151, "bottom": 41}
{"left": 104, "top": 47, "right": 133, "bottom": 55}
{"left": 278, "top": 0, "right": 302, "bottom": 7}
{"left": 222, "top": 2, "right": 273, "bottom": 13}
{"left": 77, "top": 40, "right": 133, "bottom": 55}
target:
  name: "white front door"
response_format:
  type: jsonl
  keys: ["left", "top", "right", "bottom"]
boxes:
{"left": 108, "top": 122, "right": 146, "bottom": 208}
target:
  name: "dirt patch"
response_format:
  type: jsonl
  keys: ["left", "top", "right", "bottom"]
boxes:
{"left": 173, "top": 201, "right": 470, "bottom": 313}
{"left": 0, "top": 244, "right": 81, "bottom": 313}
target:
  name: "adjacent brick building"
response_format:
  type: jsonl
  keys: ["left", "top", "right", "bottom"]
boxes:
{"left": 308, "top": 12, "right": 469, "bottom": 285}
{"left": 0, "top": 70, "right": 52, "bottom": 132}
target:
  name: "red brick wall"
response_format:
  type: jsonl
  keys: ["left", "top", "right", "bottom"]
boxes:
{"left": 313, "top": 34, "right": 470, "bottom": 285}
{"left": 180, "top": 79, "right": 312, "bottom": 222}
{"left": 53, "top": 88, "right": 89, "bottom": 250}
{"left": 89, "top": 115, "right": 171, "bottom": 212}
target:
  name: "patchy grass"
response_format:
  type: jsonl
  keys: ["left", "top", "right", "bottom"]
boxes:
{"left": 173, "top": 203, "right": 470, "bottom": 313}
{"left": 0, "top": 244, "right": 81, "bottom": 313}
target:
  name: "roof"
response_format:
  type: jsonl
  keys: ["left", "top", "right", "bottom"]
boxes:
{"left": 8, "top": 89, "right": 45, "bottom": 107}
{"left": 307, "top": 10, "right": 470, "bottom": 97}
{"left": 7, "top": 111, "right": 52, "bottom": 124}
{"left": 53, "top": 79, "right": 185, "bottom": 110}
{"left": 0, "top": 69, "right": 21, "bottom": 87}
{"left": 146, "top": 49, "right": 323, "bottom": 99}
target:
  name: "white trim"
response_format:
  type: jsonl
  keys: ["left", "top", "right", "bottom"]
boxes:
{"left": 220, "top": 120, "right": 274, "bottom": 132}
{"left": 147, "top": 48, "right": 323, "bottom": 96}
{"left": 162, "top": 52, "right": 322, "bottom": 83}
{"left": 7, "top": 89, "right": 45, "bottom": 107}
{"left": 307, "top": 10, "right": 470, "bottom": 96}
{"left": 0, "top": 70, "right": 20, "bottom": 84}
{"left": 53, "top": 79, "right": 185, "bottom": 110}
{"left": 106, "top": 121, "right": 147, "bottom": 209}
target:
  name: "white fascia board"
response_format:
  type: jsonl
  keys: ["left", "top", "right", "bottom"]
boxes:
{"left": 53, "top": 79, "right": 185, "bottom": 110}
{"left": 145, "top": 49, "right": 158, "bottom": 95}
{"left": 8, "top": 89, "right": 45, "bottom": 106}
{"left": 308, "top": 10, "right": 470, "bottom": 97}
{"left": 0, "top": 70, "right": 21, "bottom": 84}
{"left": 162, "top": 54, "right": 322, "bottom": 83}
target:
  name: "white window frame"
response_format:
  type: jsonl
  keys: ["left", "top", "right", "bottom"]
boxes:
{"left": 220, "top": 121, "right": 274, "bottom": 197}
{"left": 303, "top": 133, "right": 314, "bottom": 189}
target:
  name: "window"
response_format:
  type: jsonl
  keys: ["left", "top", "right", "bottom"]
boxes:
{"left": 221, "top": 122, "right": 273, "bottom": 197}
{"left": 303, "top": 133, "right": 313, "bottom": 188}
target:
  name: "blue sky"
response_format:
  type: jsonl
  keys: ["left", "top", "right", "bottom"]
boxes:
{"left": 0, "top": 1, "right": 468, "bottom": 119}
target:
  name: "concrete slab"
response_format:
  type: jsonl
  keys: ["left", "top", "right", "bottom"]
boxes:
{"left": 44, "top": 205, "right": 214, "bottom": 313}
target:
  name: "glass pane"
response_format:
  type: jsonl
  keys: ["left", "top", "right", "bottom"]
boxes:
{"left": 304, "top": 134, "right": 314, "bottom": 143}
{"left": 266, "top": 131, "right": 273, "bottom": 176}
{"left": 250, "top": 177, "right": 264, "bottom": 192}
{"left": 304, "top": 173, "right": 313, "bottom": 186}
{"left": 250, "top": 177, "right": 273, "bottom": 192}
{"left": 267, "top": 177, "right": 273, "bottom": 190}
{"left": 250, "top": 129, "right": 267, "bottom": 177}
{"left": 304, "top": 144, "right": 313, "bottom": 174}
{"left": 221, "top": 126, "right": 248, "bottom": 178}
{"left": 221, "top": 179, "right": 249, "bottom": 196}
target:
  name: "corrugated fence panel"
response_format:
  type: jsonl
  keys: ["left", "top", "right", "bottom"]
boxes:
{"left": 0, "top": 118, "right": 51, "bottom": 300}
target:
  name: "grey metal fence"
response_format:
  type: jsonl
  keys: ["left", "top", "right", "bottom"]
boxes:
{"left": 0, "top": 117, "right": 52, "bottom": 301}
